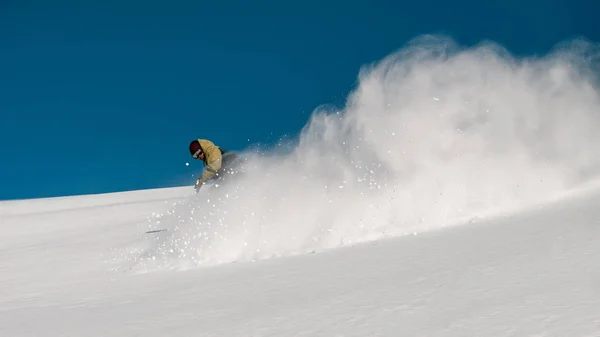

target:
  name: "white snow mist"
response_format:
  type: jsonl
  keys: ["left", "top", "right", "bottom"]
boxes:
{"left": 134, "top": 35, "right": 600, "bottom": 270}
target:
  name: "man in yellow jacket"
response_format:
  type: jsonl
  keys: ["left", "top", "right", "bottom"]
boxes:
{"left": 189, "top": 139, "right": 239, "bottom": 192}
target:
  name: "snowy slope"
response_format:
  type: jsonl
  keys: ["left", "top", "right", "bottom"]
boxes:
{"left": 1, "top": 183, "right": 599, "bottom": 337}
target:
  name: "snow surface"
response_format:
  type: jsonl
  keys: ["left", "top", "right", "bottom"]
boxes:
{"left": 3, "top": 35, "right": 600, "bottom": 336}
{"left": 1, "top": 181, "right": 600, "bottom": 336}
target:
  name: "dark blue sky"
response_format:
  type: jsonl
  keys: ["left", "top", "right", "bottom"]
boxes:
{"left": 1, "top": 0, "right": 598, "bottom": 200}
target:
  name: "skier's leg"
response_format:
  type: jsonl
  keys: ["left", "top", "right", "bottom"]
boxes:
{"left": 224, "top": 152, "right": 238, "bottom": 166}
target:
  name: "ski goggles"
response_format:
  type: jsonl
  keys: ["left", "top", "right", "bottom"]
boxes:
{"left": 192, "top": 148, "right": 203, "bottom": 159}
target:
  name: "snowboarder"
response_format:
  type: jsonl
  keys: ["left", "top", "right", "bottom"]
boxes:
{"left": 189, "top": 139, "right": 240, "bottom": 192}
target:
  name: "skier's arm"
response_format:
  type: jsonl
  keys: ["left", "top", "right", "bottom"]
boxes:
{"left": 197, "top": 157, "right": 222, "bottom": 184}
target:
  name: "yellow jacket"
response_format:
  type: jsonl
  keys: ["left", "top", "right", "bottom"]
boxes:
{"left": 196, "top": 139, "right": 222, "bottom": 184}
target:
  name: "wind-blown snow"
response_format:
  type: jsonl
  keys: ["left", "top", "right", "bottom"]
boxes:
{"left": 1, "top": 34, "right": 600, "bottom": 336}
{"left": 128, "top": 35, "right": 600, "bottom": 269}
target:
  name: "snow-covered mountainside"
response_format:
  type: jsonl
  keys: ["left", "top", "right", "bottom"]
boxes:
{"left": 0, "top": 182, "right": 599, "bottom": 336}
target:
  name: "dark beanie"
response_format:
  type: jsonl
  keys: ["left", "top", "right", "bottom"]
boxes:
{"left": 189, "top": 140, "right": 201, "bottom": 154}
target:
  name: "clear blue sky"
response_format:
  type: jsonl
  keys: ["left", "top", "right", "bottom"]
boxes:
{"left": 1, "top": 0, "right": 598, "bottom": 200}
